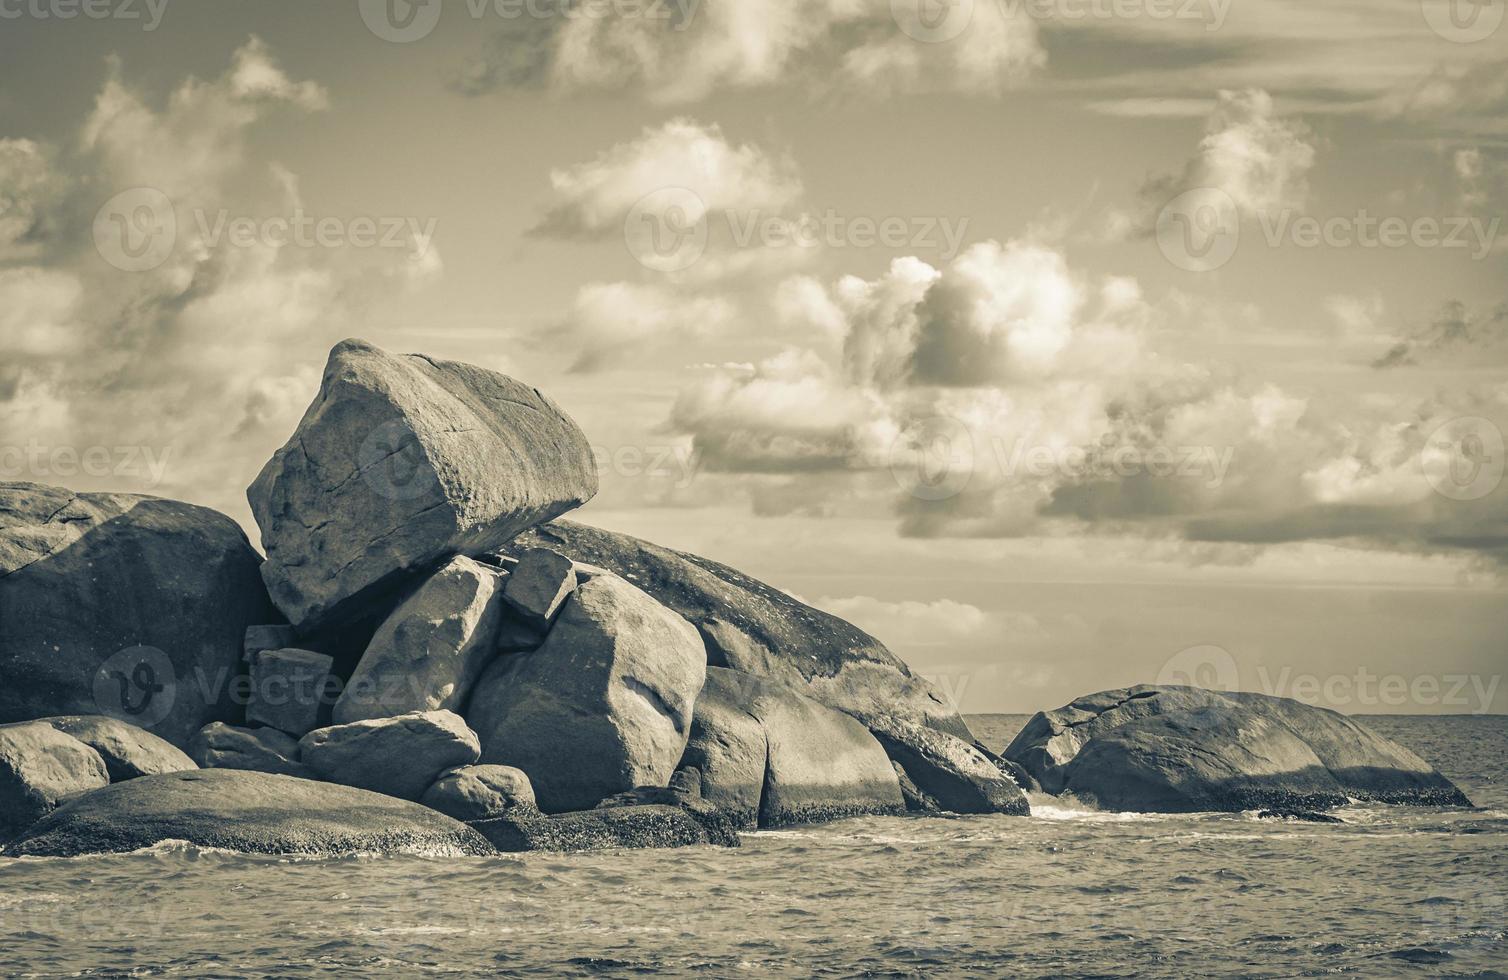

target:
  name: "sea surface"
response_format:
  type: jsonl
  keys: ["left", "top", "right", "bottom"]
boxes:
{"left": 1, "top": 714, "right": 1504, "bottom": 979}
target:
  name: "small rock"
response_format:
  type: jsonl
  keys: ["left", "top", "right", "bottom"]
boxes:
{"left": 37, "top": 716, "right": 195, "bottom": 782}
{"left": 1255, "top": 808, "right": 1345, "bottom": 824}
{"left": 300, "top": 710, "right": 481, "bottom": 801}
{"left": 420, "top": 765, "right": 535, "bottom": 821}
{"left": 243, "top": 624, "right": 298, "bottom": 664}
{"left": 0, "top": 722, "right": 110, "bottom": 841}
{"left": 501, "top": 548, "right": 577, "bottom": 630}
{"left": 335, "top": 557, "right": 506, "bottom": 724}
{"left": 246, "top": 649, "right": 335, "bottom": 737}
{"left": 189, "top": 723, "right": 312, "bottom": 778}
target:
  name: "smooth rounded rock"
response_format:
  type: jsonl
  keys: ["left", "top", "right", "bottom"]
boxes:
{"left": 0, "top": 722, "right": 110, "bottom": 841}
{"left": 469, "top": 574, "right": 706, "bottom": 813}
{"left": 300, "top": 709, "right": 481, "bottom": 801}
{"left": 36, "top": 716, "right": 195, "bottom": 782}
{"left": 2, "top": 769, "right": 494, "bottom": 857}
{"left": 868, "top": 716, "right": 1029, "bottom": 816}
{"left": 420, "top": 764, "right": 535, "bottom": 821}
{"left": 0, "top": 482, "right": 277, "bottom": 746}
{"left": 188, "top": 722, "right": 312, "bottom": 779}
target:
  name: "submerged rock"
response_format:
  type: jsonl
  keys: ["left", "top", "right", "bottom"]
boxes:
{"left": 3, "top": 769, "right": 494, "bottom": 857}
{"left": 0, "top": 721, "right": 110, "bottom": 841}
{"left": 335, "top": 556, "right": 506, "bottom": 724}
{"left": 868, "top": 717, "right": 1029, "bottom": 816}
{"left": 188, "top": 723, "right": 312, "bottom": 779}
{"left": 36, "top": 716, "right": 195, "bottom": 782}
{"left": 248, "top": 339, "right": 598, "bottom": 629}
{"left": 469, "top": 574, "right": 706, "bottom": 813}
{"left": 0, "top": 482, "right": 276, "bottom": 746}
{"left": 1003, "top": 686, "right": 1472, "bottom": 813}
{"left": 471, "top": 803, "right": 739, "bottom": 853}
{"left": 300, "top": 709, "right": 481, "bottom": 801}
{"left": 681, "top": 667, "right": 904, "bottom": 828}
{"left": 420, "top": 764, "right": 535, "bottom": 821}
{"left": 504, "top": 521, "right": 973, "bottom": 740}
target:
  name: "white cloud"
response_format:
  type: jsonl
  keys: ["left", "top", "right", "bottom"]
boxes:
{"left": 562, "top": 280, "right": 738, "bottom": 372}
{"left": 535, "top": 118, "right": 801, "bottom": 237}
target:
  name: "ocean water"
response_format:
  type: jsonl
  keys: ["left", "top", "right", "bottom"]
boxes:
{"left": 1, "top": 715, "right": 1503, "bottom": 979}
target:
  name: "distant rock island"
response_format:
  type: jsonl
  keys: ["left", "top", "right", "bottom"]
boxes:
{"left": 0, "top": 340, "right": 1470, "bottom": 857}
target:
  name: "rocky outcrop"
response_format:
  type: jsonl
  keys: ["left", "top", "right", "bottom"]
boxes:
{"left": 1003, "top": 686, "right": 1472, "bottom": 813}
{"left": 680, "top": 667, "right": 904, "bottom": 828}
{"left": 469, "top": 575, "right": 706, "bottom": 813}
{"left": 471, "top": 803, "right": 739, "bottom": 853}
{"left": 2, "top": 769, "right": 494, "bottom": 857}
{"left": 868, "top": 717, "right": 1029, "bottom": 816}
{"left": 334, "top": 556, "right": 506, "bottom": 723}
{"left": 247, "top": 339, "right": 598, "bottom": 629}
{"left": 188, "top": 723, "right": 312, "bottom": 778}
{"left": 501, "top": 548, "right": 577, "bottom": 630}
{"left": 300, "top": 709, "right": 480, "bottom": 801}
{"left": 0, "top": 722, "right": 110, "bottom": 841}
{"left": 420, "top": 764, "right": 535, "bottom": 821}
{"left": 36, "top": 716, "right": 195, "bottom": 782}
{"left": 0, "top": 483, "right": 276, "bottom": 746}
{"left": 504, "top": 521, "right": 972, "bottom": 740}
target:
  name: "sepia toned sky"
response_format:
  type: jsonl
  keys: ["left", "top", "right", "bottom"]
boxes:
{"left": 1, "top": 0, "right": 1505, "bottom": 713}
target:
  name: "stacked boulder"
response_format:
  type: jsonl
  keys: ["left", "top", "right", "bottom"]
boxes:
{"left": 0, "top": 339, "right": 1027, "bottom": 857}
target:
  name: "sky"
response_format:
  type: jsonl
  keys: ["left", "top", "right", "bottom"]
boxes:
{"left": 1, "top": 0, "right": 1505, "bottom": 714}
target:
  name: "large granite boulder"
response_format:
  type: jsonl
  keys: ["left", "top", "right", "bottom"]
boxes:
{"left": 247, "top": 339, "right": 598, "bottom": 629}
{"left": 420, "top": 764, "right": 535, "bottom": 821}
{"left": 1003, "top": 686, "right": 1472, "bottom": 812}
{"left": 334, "top": 557, "right": 506, "bottom": 723}
{"left": 504, "top": 521, "right": 972, "bottom": 740}
{"left": 470, "top": 574, "right": 706, "bottom": 812}
{"left": 188, "top": 723, "right": 312, "bottom": 779}
{"left": 300, "top": 709, "right": 480, "bottom": 801}
{"left": 471, "top": 803, "right": 739, "bottom": 853}
{"left": 0, "top": 483, "right": 277, "bottom": 746}
{"left": 867, "top": 717, "right": 1029, "bottom": 816}
{"left": 2, "top": 769, "right": 493, "bottom": 857}
{"left": 680, "top": 667, "right": 905, "bottom": 828}
{"left": 35, "top": 716, "right": 195, "bottom": 782}
{"left": 0, "top": 721, "right": 110, "bottom": 841}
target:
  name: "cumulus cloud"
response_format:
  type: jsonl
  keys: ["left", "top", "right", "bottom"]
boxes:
{"left": 1138, "top": 89, "right": 1315, "bottom": 222}
{"left": 560, "top": 280, "right": 737, "bottom": 372}
{"left": 451, "top": 0, "right": 1044, "bottom": 103}
{"left": 661, "top": 238, "right": 1508, "bottom": 567}
{"left": 0, "top": 39, "right": 437, "bottom": 523}
{"left": 534, "top": 118, "right": 801, "bottom": 239}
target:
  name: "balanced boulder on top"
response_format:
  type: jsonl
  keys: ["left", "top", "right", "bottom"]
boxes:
{"left": 248, "top": 339, "right": 598, "bottom": 629}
